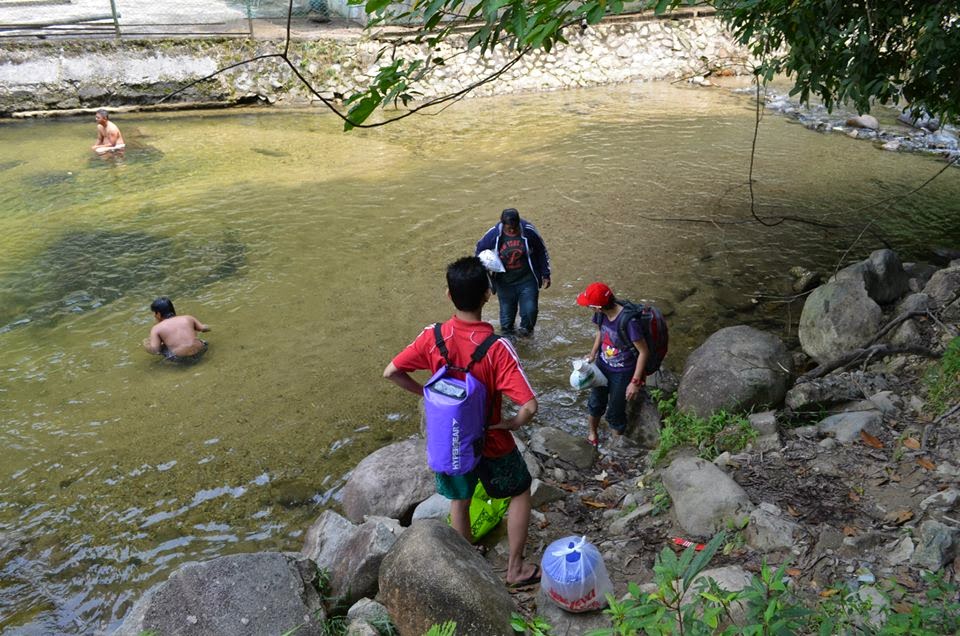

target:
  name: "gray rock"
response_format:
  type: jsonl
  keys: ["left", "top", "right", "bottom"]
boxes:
{"left": 412, "top": 493, "right": 450, "bottom": 522}
{"left": 911, "top": 520, "right": 958, "bottom": 571}
{"left": 745, "top": 503, "right": 802, "bottom": 551}
{"left": 677, "top": 325, "right": 794, "bottom": 418}
{"left": 682, "top": 566, "right": 752, "bottom": 625}
{"left": 833, "top": 249, "right": 911, "bottom": 305}
{"left": 626, "top": 393, "right": 662, "bottom": 449}
{"left": 896, "top": 292, "right": 931, "bottom": 315}
{"left": 819, "top": 437, "right": 838, "bottom": 450}
{"left": 748, "top": 411, "right": 778, "bottom": 436}
{"left": 345, "top": 621, "right": 380, "bottom": 636}
{"left": 856, "top": 586, "right": 889, "bottom": 629}
{"left": 301, "top": 509, "right": 358, "bottom": 568}
{"left": 903, "top": 263, "right": 939, "bottom": 291}
{"left": 885, "top": 536, "right": 915, "bottom": 566}
{"left": 610, "top": 502, "right": 655, "bottom": 535}
{"left": 530, "top": 479, "right": 567, "bottom": 508}
{"left": 790, "top": 267, "right": 821, "bottom": 294}
{"left": 329, "top": 517, "right": 403, "bottom": 608}
{"left": 798, "top": 279, "right": 883, "bottom": 364}
{"left": 528, "top": 426, "right": 597, "bottom": 469}
{"left": 922, "top": 265, "right": 960, "bottom": 308}
{"left": 535, "top": 586, "right": 611, "bottom": 633}
{"left": 340, "top": 438, "right": 434, "bottom": 523}
{"left": 115, "top": 553, "right": 325, "bottom": 636}
{"left": 920, "top": 489, "right": 960, "bottom": 511}
{"left": 346, "top": 598, "right": 392, "bottom": 629}
{"left": 846, "top": 114, "right": 879, "bottom": 130}
{"left": 378, "top": 520, "right": 516, "bottom": 636}
{"left": 786, "top": 372, "right": 891, "bottom": 410}
{"left": 662, "top": 456, "right": 753, "bottom": 536}
{"left": 867, "top": 391, "right": 900, "bottom": 415}
{"left": 817, "top": 411, "right": 883, "bottom": 443}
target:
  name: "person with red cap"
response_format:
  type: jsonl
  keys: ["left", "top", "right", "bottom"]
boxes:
{"left": 576, "top": 282, "right": 649, "bottom": 446}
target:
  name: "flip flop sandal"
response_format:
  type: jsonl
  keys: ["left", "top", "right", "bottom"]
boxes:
{"left": 507, "top": 564, "right": 542, "bottom": 589}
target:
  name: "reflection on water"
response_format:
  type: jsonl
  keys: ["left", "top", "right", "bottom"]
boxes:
{"left": 0, "top": 81, "right": 958, "bottom": 633}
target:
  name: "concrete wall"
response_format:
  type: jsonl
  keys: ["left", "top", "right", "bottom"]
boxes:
{"left": 0, "top": 15, "right": 753, "bottom": 115}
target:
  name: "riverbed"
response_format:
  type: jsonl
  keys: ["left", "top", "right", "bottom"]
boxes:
{"left": 1, "top": 81, "right": 958, "bottom": 633}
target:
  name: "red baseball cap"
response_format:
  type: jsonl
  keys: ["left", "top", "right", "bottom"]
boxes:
{"left": 577, "top": 282, "right": 613, "bottom": 307}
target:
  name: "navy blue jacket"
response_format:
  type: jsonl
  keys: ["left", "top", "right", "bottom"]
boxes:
{"left": 475, "top": 218, "right": 552, "bottom": 288}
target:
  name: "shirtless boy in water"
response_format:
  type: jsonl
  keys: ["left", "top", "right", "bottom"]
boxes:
{"left": 143, "top": 297, "right": 210, "bottom": 362}
{"left": 92, "top": 109, "right": 125, "bottom": 154}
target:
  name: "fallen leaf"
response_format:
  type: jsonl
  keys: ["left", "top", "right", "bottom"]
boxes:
{"left": 786, "top": 568, "right": 802, "bottom": 577}
{"left": 861, "top": 430, "right": 884, "bottom": 449}
{"left": 917, "top": 457, "right": 936, "bottom": 471}
{"left": 556, "top": 483, "right": 578, "bottom": 493}
{"left": 581, "top": 498, "right": 609, "bottom": 509}
{"left": 892, "top": 509, "right": 914, "bottom": 525}
{"left": 902, "top": 437, "right": 921, "bottom": 450}
{"left": 893, "top": 602, "right": 914, "bottom": 614}
{"left": 890, "top": 473, "right": 902, "bottom": 482}
{"left": 820, "top": 589, "right": 840, "bottom": 598}
{"left": 787, "top": 505, "right": 800, "bottom": 517}
{"left": 843, "top": 526, "right": 859, "bottom": 537}
{"left": 848, "top": 491, "right": 861, "bottom": 502}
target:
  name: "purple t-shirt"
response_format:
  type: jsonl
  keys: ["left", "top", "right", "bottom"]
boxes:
{"left": 592, "top": 309, "right": 644, "bottom": 374}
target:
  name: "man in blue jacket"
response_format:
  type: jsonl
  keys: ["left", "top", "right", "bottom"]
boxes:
{"left": 475, "top": 208, "right": 552, "bottom": 337}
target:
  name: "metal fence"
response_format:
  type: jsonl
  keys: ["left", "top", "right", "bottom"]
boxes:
{"left": 0, "top": 0, "right": 332, "bottom": 39}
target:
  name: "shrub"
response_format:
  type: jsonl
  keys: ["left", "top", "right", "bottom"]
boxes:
{"left": 925, "top": 336, "right": 960, "bottom": 416}
{"left": 650, "top": 390, "right": 757, "bottom": 463}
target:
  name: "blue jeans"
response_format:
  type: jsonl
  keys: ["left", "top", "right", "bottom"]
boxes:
{"left": 497, "top": 276, "right": 539, "bottom": 334}
{"left": 588, "top": 370, "right": 634, "bottom": 433}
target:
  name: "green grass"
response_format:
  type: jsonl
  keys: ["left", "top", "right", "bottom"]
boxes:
{"left": 650, "top": 390, "right": 757, "bottom": 463}
{"left": 926, "top": 336, "right": 960, "bottom": 416}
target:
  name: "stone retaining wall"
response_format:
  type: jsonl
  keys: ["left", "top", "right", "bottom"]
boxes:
{"left": 0, "top": 14, "right": 753, "bottom": 115}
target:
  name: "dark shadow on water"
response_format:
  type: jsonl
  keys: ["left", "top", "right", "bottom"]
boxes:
{"left": 0, "top": 229, "right": 247, "bottom": 334}
{"left": 21, "top": 171, "right": 77, "bottom": 188}
{"left": 251, "top": 147, "right": 290, "bottom": 158}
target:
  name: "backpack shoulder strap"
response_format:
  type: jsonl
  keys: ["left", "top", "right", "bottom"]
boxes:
{"left": 466, "top": 333, "right": 501, "bottom": 372}
{"left": 433, "top": 323, "right": 452, "bottom": 366}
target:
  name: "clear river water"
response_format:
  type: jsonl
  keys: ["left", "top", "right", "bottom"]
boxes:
{"left": 0, "top": 81, "right": 958, "bottom": 633}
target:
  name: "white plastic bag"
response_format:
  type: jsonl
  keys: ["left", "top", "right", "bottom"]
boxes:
{"left": 541, "top": 536, "right": 613, "bottom": 613}
{"left": 478, "top": 249, "right": 505, "bottom": 273}
{"left": 569, "top": 359, "right": 607, "bottom": 390}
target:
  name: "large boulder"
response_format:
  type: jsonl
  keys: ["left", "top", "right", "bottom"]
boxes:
{"left": 378, "top": 520, "right": 516, "bottom": 636}
{"left": 115, "top": 553, "right": 325, "bottom": 636}
{"left": 340, "top": 438, "right": 435, "bottom": 523}
{"left": 833, "top": 249, "right": 911, "bottom": 305}
{"left": 662, "top": 457, "right": 753, "bottom": 537}
{"left": 798, "top": 278, "right": 883, "bottom": 363}
{"left": 676, "top": 326, "right": 794, "bottom": 418}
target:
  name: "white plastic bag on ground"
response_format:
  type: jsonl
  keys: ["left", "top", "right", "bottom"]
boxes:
{"left": 541, "top": 536, "right": 613, "bottom": 613}
{"left": 569, "top": 359, "right": 607, "bottom": 390}
{"left": 478, "top": 249, "right": 505, "bottom": 273}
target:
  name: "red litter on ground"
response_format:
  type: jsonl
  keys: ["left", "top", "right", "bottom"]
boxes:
{"left": 672, "top": 537, "right": 706, "bottom": 551}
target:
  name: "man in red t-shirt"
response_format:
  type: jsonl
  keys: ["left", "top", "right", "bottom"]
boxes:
{"left": 383, "top": 256, "right": 541, "bottom": 587}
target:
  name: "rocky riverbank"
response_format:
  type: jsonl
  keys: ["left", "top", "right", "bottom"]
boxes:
{"left": 114, "top": 246, "right": 959, "bottom": 635}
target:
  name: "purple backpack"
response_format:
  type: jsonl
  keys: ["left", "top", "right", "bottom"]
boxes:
{"left": 423, "top": 324, "right": 500, "bottom": 475}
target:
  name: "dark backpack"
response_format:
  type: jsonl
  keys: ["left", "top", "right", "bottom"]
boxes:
{"left": 616, "top": 300, "right": 669, "bottom": 376}
{"left": 422, "top": 324, "right": 501, "bottom": 475}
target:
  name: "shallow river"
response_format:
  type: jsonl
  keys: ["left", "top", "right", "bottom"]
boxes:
{"left": 1, "top": 81, "right": 958, "bottom": 633}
